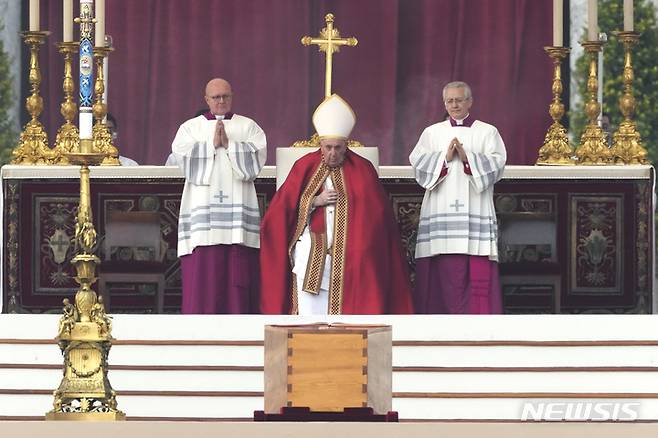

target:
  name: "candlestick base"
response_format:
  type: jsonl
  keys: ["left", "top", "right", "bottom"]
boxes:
{"left": 576, "top": 124, "right": 612, "bottom": 165}
{"left": 537, "top": 121, "right": 575, "bottom": 165}
{"left": 92, "top": 123, "right": 119, "bottom": 166}
{"left": 612, "top": 120, "right": 647, "bottom": 164}
{"left": 13, "top": 120, "right": 54, "bottom": 165}
{"left": 53, "top": 123, "right": 80, "bottom": 165}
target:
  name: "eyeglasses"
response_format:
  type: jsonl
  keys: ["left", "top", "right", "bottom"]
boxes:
{"left": 208, "top": 94, "right": 232, "bottom": 102}
{"left": 444, "top": 97, "right": 470, "bottom": 105}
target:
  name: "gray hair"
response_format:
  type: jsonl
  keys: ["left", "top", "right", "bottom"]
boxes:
{"left": 442, "top": 81, "right": 472, "bottom": 101}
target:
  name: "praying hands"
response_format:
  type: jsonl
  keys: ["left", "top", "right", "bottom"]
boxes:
{"left": 446, "top": 137, "right": 466, "bottom": 162}
{"left": 214, "top": 119, "right": 229, "bottom": 149}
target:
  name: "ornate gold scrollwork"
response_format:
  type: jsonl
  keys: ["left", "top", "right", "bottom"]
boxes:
{"left": 291, "top": 133, "right": 364, "bottom": 148}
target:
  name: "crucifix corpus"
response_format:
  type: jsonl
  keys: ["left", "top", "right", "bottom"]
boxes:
{"left": 302, "top": 14, "right": 358, "bottom": 98}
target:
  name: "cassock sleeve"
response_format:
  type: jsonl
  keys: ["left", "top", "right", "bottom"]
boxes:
{"left": 409, "top": 127, "right": 448, "bottom": 190}
{"left": 171, "top": 121, "right": 215, "bottom": 186}
{"left": 226, "top": 121, "right": 267, "bottom": 182}
{"left": 465, "top": 126, "right": 507, "bottom": 194}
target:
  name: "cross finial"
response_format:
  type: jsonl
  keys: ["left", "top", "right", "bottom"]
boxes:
{"left": 301, "top": 13, "right": 358, "bottom": 98}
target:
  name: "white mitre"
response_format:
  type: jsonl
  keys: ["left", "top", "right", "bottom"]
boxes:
{"left": 312, "top": 94, "right": 356, "bottom": 140}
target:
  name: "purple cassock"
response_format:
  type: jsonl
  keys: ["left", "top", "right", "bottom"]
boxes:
{"left": 414, "top": 254, "right": 502, "bottom": 314}
{"left": 180, "top": 244, "right": 259, "bottom": 314}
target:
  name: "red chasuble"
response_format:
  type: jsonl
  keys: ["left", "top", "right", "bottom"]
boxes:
{"left": 260, "top": 149, "right": 413, "bottom": 314}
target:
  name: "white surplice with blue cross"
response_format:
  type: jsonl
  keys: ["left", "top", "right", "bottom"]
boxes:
{"left": 409, "top": 118, "right": 506, "bottom": 261}
{"left": 172, "top": 113, "right": 267, "bottom": 256}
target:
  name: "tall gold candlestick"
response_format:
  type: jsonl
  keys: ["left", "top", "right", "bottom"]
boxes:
{"left": 47, "top": 1, "right": 124, "bottom": 420}
{"left": 91, "top": 46, "right": 119, "bottom": 165}
{"left": 46, "top": 145, "right": 124, "bottom": 421}
{"left": 576, "top": 40, "right": 612, "bottom": 165}
{"left": 537, "top": 46, "right": 574, "bottom": 165}
{"left": 52, "top": 42, "right": 81, "bottom": 165}
{"left": 12, "top": 31, "right": 55, "bottom": 165}
{"left": 610, "top": 31, "right": 648, "bottom": 164}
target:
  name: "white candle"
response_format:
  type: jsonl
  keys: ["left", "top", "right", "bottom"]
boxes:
{"left": 95, "top": 0, "right": 105, "bottom": 47}
{"left": 29, "top": 0, "right": 39, "bottom": 31}
{"left": 624, "top": 0, "right": 634, "bottom": 31}
{"left": 63, "top": 0, "right": 73, "bottom": 42}
{"left": 80, "top": 112, "right": 93, "bottom": 139}
{"left": 553, "top": 0, "right": 563, "bottom": 46}
{"left": 587, "top": 0, "right": 598, "bottom": 41}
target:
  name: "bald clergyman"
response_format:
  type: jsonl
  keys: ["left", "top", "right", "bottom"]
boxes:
{"left": 171, "top": 78, "right": 266, "bottom": 314}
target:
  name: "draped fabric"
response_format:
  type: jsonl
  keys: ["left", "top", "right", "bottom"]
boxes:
{"left": 260, "top": 149, "right": 414, "bottom": 315}
{"left": 180, "top": 244, "right": 260, "bottom": 314}
{"left": 36, "top": 0, "right": 551, "bottom": 165}
{"left": 414, "top": 254, "right": 502, "bottom": 314}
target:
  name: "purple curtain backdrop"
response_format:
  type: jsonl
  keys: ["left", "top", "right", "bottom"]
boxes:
{"left": 35, "top": 0, "right": 552, "bottom": 165}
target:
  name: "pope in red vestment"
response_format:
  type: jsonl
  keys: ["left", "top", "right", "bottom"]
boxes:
{"left": 260, "top": 95, "right": 413, "bottom": 315}
{"left": 260, "top": 149, "right": 413, "bottom": 314}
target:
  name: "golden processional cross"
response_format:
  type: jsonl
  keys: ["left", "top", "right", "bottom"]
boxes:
{"left": 302, "top": 13, "right": 358, "bottom": 98}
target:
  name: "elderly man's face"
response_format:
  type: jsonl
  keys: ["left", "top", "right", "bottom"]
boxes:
{"left": 205, "top": 79, "right": 233, "bottom": 116}
{"left": 444, "top": 86, "right": 472, "bottom": 121}
{"left": 320, "top": 138, "right": 347, "bottom": 168}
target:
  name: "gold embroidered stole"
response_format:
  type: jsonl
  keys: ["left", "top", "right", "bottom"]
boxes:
{"left": 288, "top": 163, "right": 348, "bottom": 314}
{"left": 303, "top": 225, "right": 327, "bottom": 294}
